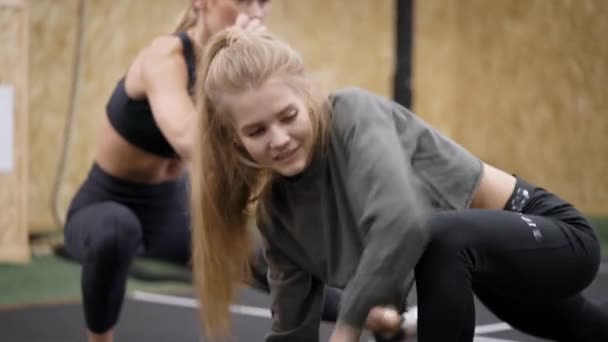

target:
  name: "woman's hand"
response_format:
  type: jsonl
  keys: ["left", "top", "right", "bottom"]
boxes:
{"left": 329, "top": 307, "right": 401, "bottom": 342}
{"left": 366, "top": 306, "right": 418, "bottom": 339}
{"left": 365, "top": 306, "right": 402, "bottom": 333}
{"left": 234, "top": 13, "right": 267, "bottom": 33}
{"left": 331, "top": 306, "right": 416, "bottom": 341}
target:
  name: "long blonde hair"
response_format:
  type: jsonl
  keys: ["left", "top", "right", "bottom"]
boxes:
{"left": 173, "top": 1, "right": 198, "bottom": 32}
{"left": 190, "top": 27, "right": 330, "bottom": 337}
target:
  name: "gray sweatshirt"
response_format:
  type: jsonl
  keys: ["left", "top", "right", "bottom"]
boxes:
{"left": 258, "top": 87, "right": 483, "bottom": 341}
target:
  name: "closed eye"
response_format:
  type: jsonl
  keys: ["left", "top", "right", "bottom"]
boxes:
{"left": 280, "top": 109, "right": 298, "bottom": 123}
{"left": 247, "top": 126, "right": 266, "bottom": 138}
{"left": 240, "top": 105, "right": 296, "bottom": 137}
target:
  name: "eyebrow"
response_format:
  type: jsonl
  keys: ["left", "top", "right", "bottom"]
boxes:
{"left": 241, "top": 104, "right": 296, "bottom": 132}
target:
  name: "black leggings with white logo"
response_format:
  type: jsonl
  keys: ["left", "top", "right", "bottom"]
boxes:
{"left": 415, "top": 178, "right": 607, "bottom": 342}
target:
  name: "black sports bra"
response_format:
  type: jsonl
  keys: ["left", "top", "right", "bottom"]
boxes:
{"left": 106, "top": 32, "right": 196, "bottom": 158}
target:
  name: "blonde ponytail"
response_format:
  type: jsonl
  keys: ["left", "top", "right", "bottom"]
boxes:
{"left": 190, "top": 29, "right": 261, "bottom": 337}
{"left": 190, "top": 28, "right": 330, "bottom": 338}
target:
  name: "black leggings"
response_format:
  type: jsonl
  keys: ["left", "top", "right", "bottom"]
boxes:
{"left": 64, "top": 164, "right": 342, "bottom": 333}
{"left": 415, "top": 178, "right": 607, "bottom": 342}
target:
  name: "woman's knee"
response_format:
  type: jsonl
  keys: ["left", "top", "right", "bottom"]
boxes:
{"left": 82, "top": 203, "right": 142, "bottom": 264}
{"left": 415, "top": 213, "right": 482, "bottom": 277}
{"left": 425, "top": 213, "right": 474, "bottom": 251}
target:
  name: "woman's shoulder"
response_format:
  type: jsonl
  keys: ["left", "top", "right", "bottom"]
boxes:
{"left": 329, "top": 87, "right": 398, "bottom": 133}
{"left": 330, "top": 87, "right": 392, "bottom": 111}
{"left": 133, "top": 33, "right": 189, "bottom": 85}
{"left": 142, "top": 34, "right": 185, "bottom": 62}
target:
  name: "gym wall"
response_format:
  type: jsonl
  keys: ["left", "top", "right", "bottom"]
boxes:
{"left": 414, "top": 0, "right": 608, "bottom": 214}
{"left": 26, "top": 0, "right": 608, "bottom": 236}
{"left": 27, "top": 0, "right": 395, "bottom": 233}
{"left": 0, "top": 0, "right": 29, "bottom": 262}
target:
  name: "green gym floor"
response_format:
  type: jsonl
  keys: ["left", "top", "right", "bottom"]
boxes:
{"left": 0, "top": 218, "right": 606, "bottom": 341}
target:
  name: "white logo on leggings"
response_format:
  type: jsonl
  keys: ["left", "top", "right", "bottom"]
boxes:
{"left": 519, "top": 214, "right": 542, "bottom": 242}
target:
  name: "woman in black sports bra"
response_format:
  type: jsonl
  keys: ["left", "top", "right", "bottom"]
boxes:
{"left": 63, "top": 1, "right": 409, "bottom": 341}
{"left": 63, "top": 1, "right": 271, "bottom": 342}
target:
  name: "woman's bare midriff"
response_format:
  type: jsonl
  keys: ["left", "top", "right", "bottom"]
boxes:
{"left": 469, "top": 163, "right": 517, "bottom": 210}
{"left": 94, "top": 115, "right": 187, "bottom": 184}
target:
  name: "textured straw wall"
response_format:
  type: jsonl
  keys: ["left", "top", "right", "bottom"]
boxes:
{"left": 414, "top": 0, "right": 608, "bottom": 214}
{"left": 29, "top": 0, "right": 79, "bottom": 232}
{"left": 28, "top": 0, "right": 395, "bottom": 232}
{"left": 0, "top": 0, "right": 29, "bottom": 262}
{"left": 266, "top": 0, "right": 395, "bottom": 97}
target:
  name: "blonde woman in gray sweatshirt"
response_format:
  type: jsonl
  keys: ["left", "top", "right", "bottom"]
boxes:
{"left": 189, "top": 27, "right": 608, "bottom": 342}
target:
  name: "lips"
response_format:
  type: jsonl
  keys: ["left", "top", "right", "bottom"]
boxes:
{"left": 274, "top": 146, "right": 299, "bottom": 161}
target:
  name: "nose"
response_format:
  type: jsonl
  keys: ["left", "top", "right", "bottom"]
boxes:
{"left": 269, "top": 126, "right": 290, "bottom": 149}
{"left": 245, "top": 1, "right": 265, "bottom": 20}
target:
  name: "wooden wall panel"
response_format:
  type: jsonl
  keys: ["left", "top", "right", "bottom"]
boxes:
{"left": 0, "top": 0, "right": 29, "bottom": 262}
{"left": 414, "top": 0, "right": 608, "bottom": 214}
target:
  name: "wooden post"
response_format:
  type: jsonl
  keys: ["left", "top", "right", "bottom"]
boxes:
{"left": 0, "top": 0, "right": 29, "bottom": 263}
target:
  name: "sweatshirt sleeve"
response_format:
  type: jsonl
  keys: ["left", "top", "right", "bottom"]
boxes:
{"left": 260, "top": 232, "right": 325, "bottom": 342}
{"left": 332, "top": 89, "right": 431, "bottom": 328}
